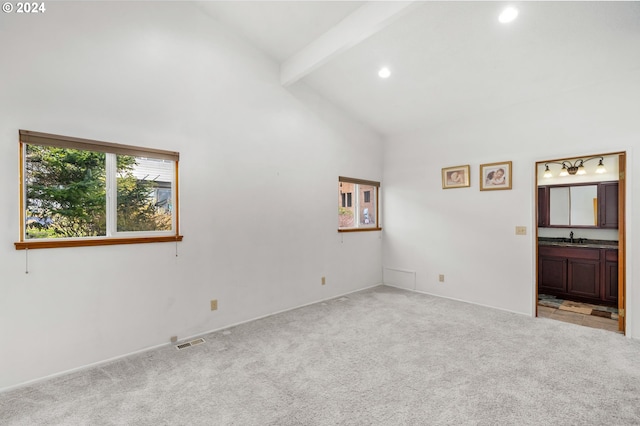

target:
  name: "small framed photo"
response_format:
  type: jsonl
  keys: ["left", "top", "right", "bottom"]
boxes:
{"left": 442, "top": 165, "right": 470, "bottom": 189}
{"left": 480, "top": 161, "right": 512, "bottom": 191}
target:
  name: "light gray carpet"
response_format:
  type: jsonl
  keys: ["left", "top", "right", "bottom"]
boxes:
{"left": 2, "top": 285, "right": 640, "bottom": 425}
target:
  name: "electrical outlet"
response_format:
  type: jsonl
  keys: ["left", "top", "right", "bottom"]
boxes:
{"left": 210, "top": 299, "right": 218, "bottom": 311}
{"left": 515, "top": 226, "right": 527, "bottom": 236}
{"left": 321, "top": 276, "right": 326, "bottom": 285}
{"left": 438, "top": 274, "right": 445, "bottom": 282}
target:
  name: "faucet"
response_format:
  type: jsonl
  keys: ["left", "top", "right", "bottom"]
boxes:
{"left": 570, "top": 231, "right": 574, "bottom": 243}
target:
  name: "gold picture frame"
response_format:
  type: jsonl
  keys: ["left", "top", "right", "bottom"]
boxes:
{"left": 442, "top": 165, "right": 470, "bottom": 189}
{"left": 480, "top": 161, "right": 512, "bottom": 191}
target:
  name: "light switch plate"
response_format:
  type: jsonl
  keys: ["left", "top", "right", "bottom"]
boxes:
{"left": 515, "top": 226, "right": 527, "bottom": 235}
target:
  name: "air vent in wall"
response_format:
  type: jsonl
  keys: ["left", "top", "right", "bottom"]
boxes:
{"left": 175, "top": 338, "right": 206, "bottom": 350}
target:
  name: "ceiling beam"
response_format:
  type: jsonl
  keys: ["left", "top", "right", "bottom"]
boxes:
{"left": 280, "top": 1, "right": 416, "bottom": 87}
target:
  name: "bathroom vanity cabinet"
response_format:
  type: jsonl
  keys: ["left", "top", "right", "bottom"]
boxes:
{"left": 538, "top": 245, "right": 618, "bottom": 304}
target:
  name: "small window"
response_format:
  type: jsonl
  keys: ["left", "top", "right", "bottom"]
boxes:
{"left": 16, "top": 130, "right": 182, "bottom": 250}
{"left": 338, "top": 176, "right": 381, "bottom": 232}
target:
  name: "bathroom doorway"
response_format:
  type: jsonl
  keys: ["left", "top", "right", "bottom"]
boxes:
{"left": 535, "top": 152, "right": 626, "bottom": 334}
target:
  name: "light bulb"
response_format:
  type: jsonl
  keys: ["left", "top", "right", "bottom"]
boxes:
{"left": 559, "top": 166, "right": 569, "bottom": 177}
{"left": 499, "top": 7, "right": 518, "bottom": 24}
{"left": 378, "top": 67, "right": 391, "bottom": 79}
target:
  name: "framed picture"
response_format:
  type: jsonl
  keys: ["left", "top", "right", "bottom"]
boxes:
{"left": 442, "top": 165, "right": 470, "bottom": 189}
{"left": 480, "top": 161, "right": 512, "bottom": 191}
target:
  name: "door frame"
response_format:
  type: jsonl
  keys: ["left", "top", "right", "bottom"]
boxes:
{"left": 618, "top": 153, "right": 626, "bottom": 333}
{"left": 534, "top": 151, "right": 626, "bottom": 334}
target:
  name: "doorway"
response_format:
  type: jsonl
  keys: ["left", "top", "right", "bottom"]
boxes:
{"left": 535, "top": 152, "right": 626, "bottom": 334}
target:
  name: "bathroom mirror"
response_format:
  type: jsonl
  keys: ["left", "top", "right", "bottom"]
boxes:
{"left": 571, "top": 185, "right": 598, "bottom": 226}
{"left": 548, "top": 185, "right": 597, "bottom": 227}
{"left": 549, "top": 187, "right": 569, "bottom": 226}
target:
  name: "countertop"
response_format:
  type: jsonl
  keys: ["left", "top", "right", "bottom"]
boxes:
{"left": 538, "top": 237, "right": 618, "bottom": 249}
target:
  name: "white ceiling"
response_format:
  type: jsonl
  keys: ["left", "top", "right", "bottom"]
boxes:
{"left": 197, "top": 1, "right": 640, "bottom": 137}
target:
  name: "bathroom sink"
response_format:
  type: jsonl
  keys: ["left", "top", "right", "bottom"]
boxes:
{"left": 538, "top": 238, "right": 618, "bottom": 249}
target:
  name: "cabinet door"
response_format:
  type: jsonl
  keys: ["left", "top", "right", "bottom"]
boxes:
{"left": 604, "top": 250, "right": 618, "bottom": 303}
{"left": 539, "top": 256, "right": 567, "bottom": 294}
{"left": 599, "top": 182, "right": 618, "bottom": 228}
{"left": 604, "top": 261, "right": 618, "bottom": 302}
{"left": 537, "top": 186, "right": 549, "bottom": 227}
{"left": 568, "top": 259, "right": 600, "bottom": 299}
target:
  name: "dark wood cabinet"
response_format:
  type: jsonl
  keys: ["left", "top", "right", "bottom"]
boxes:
{"left": 539, "top": 254, "right": 567, "bottom": 294}
{"left": 538, "top": 181, "right": 618, "bottom": 229}
{"left": 568, "top": 257, "right": 600, "bottom": 299}
{"left": 599, "top": 182, "right": 619, "bottom": 228}
{"left": 604, "top": 249, "right": 619, "bottom": 302}
{"left": 537, "top": 186, "right": 549, "bottom": 227}
{"left": 538, "top": 245, "right": 617, "bottom": 305}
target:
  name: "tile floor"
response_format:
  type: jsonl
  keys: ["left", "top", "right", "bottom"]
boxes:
{"left": 537, "top": 294, "right": 621, "bottom": 333}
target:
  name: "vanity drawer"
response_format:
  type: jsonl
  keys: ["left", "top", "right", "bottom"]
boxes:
{"left": 539, "top": 245, "right": 600, "bottom": 261}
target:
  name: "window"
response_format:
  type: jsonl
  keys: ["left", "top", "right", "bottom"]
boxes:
{"left": 338, "top": 176, "right": 381, "bottom": 232}
{"left": 15, "top": 130, "right": 182, "bottom": 249}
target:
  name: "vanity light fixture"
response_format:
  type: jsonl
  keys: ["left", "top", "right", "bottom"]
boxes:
{"left": 543, "top": 157, "right": 606, "bottom": 178}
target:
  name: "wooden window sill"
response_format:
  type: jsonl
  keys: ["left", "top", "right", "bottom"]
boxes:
{"left": 338, "top": 227, "right": 382, "bottom": 233}
{"left": 15, "top": 235, "right": 183, "bottom": 250}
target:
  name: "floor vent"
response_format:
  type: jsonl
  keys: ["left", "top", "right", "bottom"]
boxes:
{"left": 175, "top": 338, "right": 206, "bottom": 350}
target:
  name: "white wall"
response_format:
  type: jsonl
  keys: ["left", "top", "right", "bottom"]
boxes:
{"left": 382, "top": 69, "right": 639, "bottom": 336}
{"left": 0, "top": 2, "right": 383, "bottom": 390}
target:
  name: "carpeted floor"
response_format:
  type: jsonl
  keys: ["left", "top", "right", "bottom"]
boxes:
{"left": 2, "top": 285, "right": 640, "bottom": 425}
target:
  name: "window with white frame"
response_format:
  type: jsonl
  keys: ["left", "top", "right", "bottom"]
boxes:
{"left": 16, "top": 130, "right": 182, "bottom": 249}
{"left": 338, "top": 176, "right": 381, "bottom": 232}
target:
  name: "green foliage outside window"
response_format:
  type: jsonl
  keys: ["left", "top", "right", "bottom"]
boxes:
{"left": 25, "top": 145, "right": 171, "bottom": 239}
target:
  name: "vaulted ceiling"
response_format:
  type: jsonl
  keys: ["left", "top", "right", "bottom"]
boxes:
{"left": 197, "top": 1, "right": 640, "bottom": 136}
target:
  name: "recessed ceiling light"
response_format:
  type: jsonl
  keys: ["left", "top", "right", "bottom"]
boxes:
{"left": 498, "top": 7, "right": 518, "bottom": 24}
{"left": 378, "top": 67, "right": 391, "bottom": 79}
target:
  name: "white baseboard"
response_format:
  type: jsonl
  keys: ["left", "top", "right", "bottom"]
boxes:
{"left": 382, "top": 283, "right": 532, "bottom": 317}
